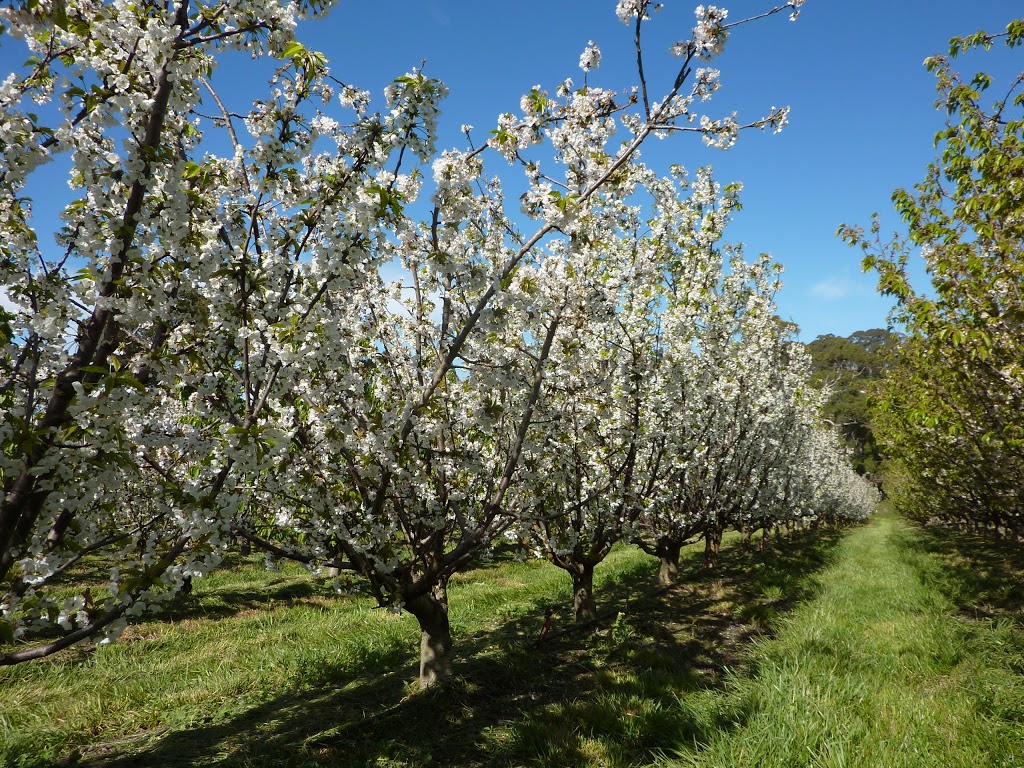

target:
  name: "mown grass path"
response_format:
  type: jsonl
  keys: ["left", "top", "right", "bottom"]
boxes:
{"left": 4, "top": 513, "right": 1023, "bottom": 767}
{"left": 676, "top": 509, "right": 1024, "bottom": 768}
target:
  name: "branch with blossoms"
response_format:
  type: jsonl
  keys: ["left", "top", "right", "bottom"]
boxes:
{"left": 0, "top": 0, "right": 847, "bottom": 685}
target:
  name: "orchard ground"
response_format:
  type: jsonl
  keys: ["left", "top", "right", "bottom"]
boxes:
{"left": 2, "top": 511, "right": 1023, "bottom": 768}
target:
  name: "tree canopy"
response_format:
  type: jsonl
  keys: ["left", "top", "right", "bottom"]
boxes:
{"left": 0, "top": 0, "right": 875, "bottom": 685}
{"left": 842, "top": 18, "right": 1024, "bottom": 534}
{"left": 805, "top": 328, "right": 897, "bottom": 476}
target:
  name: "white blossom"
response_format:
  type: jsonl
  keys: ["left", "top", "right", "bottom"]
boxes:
{"left": 579, "top": 41, "right": 602, "bottom": 72}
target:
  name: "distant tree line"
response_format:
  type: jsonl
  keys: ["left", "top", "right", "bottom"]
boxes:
{"left": 805, "top": 328, "right": 898, "bottom": 480}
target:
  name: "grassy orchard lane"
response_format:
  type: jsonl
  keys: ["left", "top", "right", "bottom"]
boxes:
{"left": 674, "top": 508, "right": 1024, "bottom": 768}
{"left": 0, "top": 527, "right": 845, "bottom": 767}
{"left": 4, "top": 513, "right": 1023, "bottom": 766}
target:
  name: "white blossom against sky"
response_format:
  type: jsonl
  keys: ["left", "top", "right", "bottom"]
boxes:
{"left": 1, "top": 0, "right": 1020, "bottom": 339}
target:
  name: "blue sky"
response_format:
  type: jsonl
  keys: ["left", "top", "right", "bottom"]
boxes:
{"left": 2, "top": 0, "right": 1022, "bottom": 340}
{"left": 296, "top": 0, "right": 1023, "bottom": 340}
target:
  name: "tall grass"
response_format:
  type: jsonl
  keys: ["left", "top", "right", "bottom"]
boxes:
{"left": 7, "top": 513, "right": 1019, "bottom": 768}
{"left": 666, "top": 508, "right": 1024, "bottom": 768}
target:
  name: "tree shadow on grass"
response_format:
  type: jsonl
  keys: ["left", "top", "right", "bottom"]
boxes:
{"left": 43, "top": 551, "right": 354, "bottom": 632}
{"left": 897, "top": 521, "right": 1024, "bottom": 621}
{"left": 154, "top": 576, "right": 342, "bottom": 624}
{"left": 76, "top": 527, "right": 846, "bottom": 768}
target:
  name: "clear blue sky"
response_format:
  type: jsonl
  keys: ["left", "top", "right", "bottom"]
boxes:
{"left": 2, "top": 1, "right": 1022, "bottom": 340}
{"left": 296, "top": 0, "right": 1023, "bottom": 340}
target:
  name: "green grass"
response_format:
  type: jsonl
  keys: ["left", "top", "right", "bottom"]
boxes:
{"left": 665, "top": 508, "right": 1024, "bottom": 767}
{"left": 4, "top": 513, "right": 1021, "bottom": 767}
{"left": 0, "top": 544, "right": 668, "bottom": 767}
{"left": 0, "top": 529, "right": 842, "bottom": 768}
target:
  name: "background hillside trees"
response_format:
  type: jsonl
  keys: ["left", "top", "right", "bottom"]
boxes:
{"left": 805, "top": 328, "right": 897, "bottom": 476}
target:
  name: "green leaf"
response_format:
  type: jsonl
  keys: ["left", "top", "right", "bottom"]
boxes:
{"left": 182, "top": 161, "right": 204, "bottom": 180}
{"left": 114, "top": 374, "right": 146, "bottom": 393}
{"left": 279, "top": 41, "right": 306, "bottom": 60}
{"left": 52, "top": 0, "right": 69, "bottom": 30}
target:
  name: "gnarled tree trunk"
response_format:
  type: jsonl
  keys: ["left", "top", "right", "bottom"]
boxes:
{"left": 656, "top": 539, "right": 682, "bottom": 585}
{"left": 404, "top": 591, "right": 453, "bottom": 687}
{"left": 702, "top": 527, "right": 722, "bottom": 570}
{"left": 572, "top": 564, "right": 597, "bottom": 624}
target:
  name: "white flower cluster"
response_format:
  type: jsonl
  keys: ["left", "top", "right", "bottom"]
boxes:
{"left": 699, "top": 113, "right": 740, "bottom": 149}
{"left": 0, "top": 0, "right": 836, "bottom": 670}
{"left": 693, "top": 5, "right": 729, "bottom": 60}
{"left": 579, "top": 41, "right": 602, "bottom": 72}
{"left": 615, "top": 0, "right": 655, "bottom": 24}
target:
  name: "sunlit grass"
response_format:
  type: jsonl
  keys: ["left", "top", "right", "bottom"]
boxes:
{"left": 663, "top": 508, "right": 1024, "bottom": 768}
{"left": 9, "top": 514, "right": 1017, "bottom": 768}
{"left": 0, "top": 545, "right": 660, "bottom": 766}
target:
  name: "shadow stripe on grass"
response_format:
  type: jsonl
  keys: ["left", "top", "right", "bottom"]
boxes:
{"left": 665, "top": 509, "right": 1024, "bottom": 768}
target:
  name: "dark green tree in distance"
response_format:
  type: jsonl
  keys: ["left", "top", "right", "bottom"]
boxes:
{"left": 805, "top": 329, "right": 898, "bottom": 477}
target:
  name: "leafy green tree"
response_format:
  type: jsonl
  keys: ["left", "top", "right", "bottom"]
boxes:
{"left": 841, "top": 18, "right": 1024, "bottom": 535}
{"left": 805, "top": 329, "right": 897, "bottom": 476}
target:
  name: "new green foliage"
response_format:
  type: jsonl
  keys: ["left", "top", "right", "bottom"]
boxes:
{"left": 841, "top": 18, "right": 1024, "bottom": 533}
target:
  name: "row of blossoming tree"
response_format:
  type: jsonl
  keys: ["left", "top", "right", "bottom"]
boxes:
{"left": 0, "top": 0, "right": 876, "bottom": 685}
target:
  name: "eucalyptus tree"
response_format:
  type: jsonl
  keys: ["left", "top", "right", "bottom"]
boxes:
{"left": 805, "top": 329, "right": 896, "bottom": 477}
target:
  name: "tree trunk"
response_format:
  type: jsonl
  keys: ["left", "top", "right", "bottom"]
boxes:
{"left": 572, "top": 564, "right": 597, "bottom": 623}
{"left": 432, "top": 575, "right": 450, "bottom": 611}
{"left": 702, "top": 528, "right": 722, "bottom": 570}
{"left": 404, "top": 592, "right": 453, "bottom": 687}
{"left": 657, "top": 540, "right": 682, "bottom": 586}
